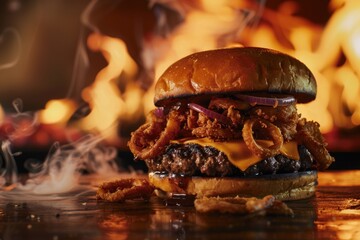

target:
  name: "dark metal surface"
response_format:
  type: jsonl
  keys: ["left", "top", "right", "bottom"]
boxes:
{"left": 0, "top": 171, "right": 359, "bottom": 240}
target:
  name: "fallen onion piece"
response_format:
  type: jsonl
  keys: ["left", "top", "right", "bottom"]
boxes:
{"left": 236, "top": 94, "right": 296, "bottom": 107}
{"left": 194, "top": 195, "right": 294, "bottom": 216}
{"left": 96, "top": 178, "right": 154, "bottom": 202}
{"left": 188, "top": 103, "right": 232, "bottom": 125}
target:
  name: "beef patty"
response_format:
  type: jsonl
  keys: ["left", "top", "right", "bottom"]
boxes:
{"left": 145, "top": 143, "right": 314, "bottom": 177}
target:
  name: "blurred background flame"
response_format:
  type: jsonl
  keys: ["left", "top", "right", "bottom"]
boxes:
{"left": 1, "top": 0, "right": 360, "bottom": 165}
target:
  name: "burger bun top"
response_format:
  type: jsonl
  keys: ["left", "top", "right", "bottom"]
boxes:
{"left": 154, "top": 47, "right": 317, "bottom": 106}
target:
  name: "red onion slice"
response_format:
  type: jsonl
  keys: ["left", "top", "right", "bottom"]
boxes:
{"left": 154, "top": 107, "right": 165, "bottom": 118}
{"left": 235, "top": 94, "right": 296, "bottom": 107}
{"left": 188, "top": 103, "right": 232, "bottom": 125}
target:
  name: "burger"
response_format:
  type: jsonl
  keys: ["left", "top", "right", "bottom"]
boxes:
{"left": 128, "top": 47, "right": 334, "bottom": 201}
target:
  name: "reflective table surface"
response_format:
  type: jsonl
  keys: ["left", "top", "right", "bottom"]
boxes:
{"left": 1, "top": 171, "right": 359, "bottom": 240}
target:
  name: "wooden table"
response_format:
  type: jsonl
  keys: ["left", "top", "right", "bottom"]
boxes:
{"left": 1, "top": 171, "right": 359, "bottom": 240}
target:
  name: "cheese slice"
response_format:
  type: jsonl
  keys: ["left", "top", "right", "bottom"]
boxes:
{"left": 171, "top": 138, "right": 300, "bottom": 171}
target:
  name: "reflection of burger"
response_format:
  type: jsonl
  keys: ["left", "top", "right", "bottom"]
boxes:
{"left": 128, "top": 47, "right": 334, "bottom": 201}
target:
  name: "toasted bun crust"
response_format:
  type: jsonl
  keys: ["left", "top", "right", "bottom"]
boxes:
{"left": 154, "top": 47, "right": 316, "bottom": 106}
{"left": 149, "top": 170, "right": 317, "bottom": 201}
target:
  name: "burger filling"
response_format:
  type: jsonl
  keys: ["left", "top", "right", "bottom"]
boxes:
{"left": 128, "top": 95, "right": 334, "bottom": 175}
{"left": 146, "top": 143, "right": 314, "bottom": 177}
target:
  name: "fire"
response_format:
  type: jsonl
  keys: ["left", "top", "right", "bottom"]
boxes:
{"left": 238, "top": 0, "right": 360, "bottom": 134}
{"left": 17, "top": 1, "right": 360, "bottom": 147}
{"left": 39, "top": 99, "right": 76, "bottom": 125}
{"left": 147, "top": 0, "right": 257, "bottom": 80}
{"left": 317, "top": 0, "right": 360, "bottom": 129}
{"left": 77, "top": 33, "right": 142, "bottom": 143}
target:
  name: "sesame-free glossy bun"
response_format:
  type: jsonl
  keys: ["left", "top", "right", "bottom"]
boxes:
{"left": 154, "top": 47, "right": 316, "bottom": 106}
{"left": 149, "top": 170, "right": 317, "bottom": 201}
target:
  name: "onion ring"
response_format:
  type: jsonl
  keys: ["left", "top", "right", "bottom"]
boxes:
{"left": 128, "top": 110, "right": 181, "bottom": 160}
{"left": 96, "top": 178, "right": 154, "bottom": 202}
{"left": 250, "top": 105, "right": 299, "bottom": 141}
{"left": 297, "top": 119, "right": 334, "bottom": 170}
{"left": 242, "top": 118, "right": 283, "bottom": 158}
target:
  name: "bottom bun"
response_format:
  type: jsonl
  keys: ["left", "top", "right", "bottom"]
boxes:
{"left": 148, "top": 171, "right": 317, "bottom": 201}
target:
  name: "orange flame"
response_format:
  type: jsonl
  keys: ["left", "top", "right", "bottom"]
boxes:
{"left": 77, "top": 33, "right": 142, "bottom": 143}
{"left": 317, "top": 0, "right": 360, "bottom": 129}
{"left": 37, "top": 0, "right": 360, "bottom": 147}
{"left": 39, "top": 99, "right": 76, "bottom": 125}
{"left": 243, "top": 0, "right": 360, "bottom": 134}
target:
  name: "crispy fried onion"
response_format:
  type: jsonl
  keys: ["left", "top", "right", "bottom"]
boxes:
{"left": 209, "top": 98, "right": 245, "bottom": 127}
{"left": 242, "top": 118, "right": 283, "bottom": 158}
{"left": 192, "top": 123, "right": 243, "bottom": 140}
{"left": 128, "top": 110, "right": 182, "bottom": 160}
{"left": 188, "top": 110, "right": 242, "bottom": 140}
{"left": 297, "top": 119, "right": 335, "bottom": 170}
{"left": 194, "top": 195, "right": 294, "bottom": 216}
{"left": 96, "top": 178, "right": 154, "bottom": 202}
{"left": 250, "top": 105, "right": 299, "bottom": 141}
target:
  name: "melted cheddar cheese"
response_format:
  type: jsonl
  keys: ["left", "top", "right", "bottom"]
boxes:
{"left": 171, "top": 138, "right": 300, "bottom": 171}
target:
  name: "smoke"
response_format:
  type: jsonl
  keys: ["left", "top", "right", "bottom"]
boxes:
{"left": 5, "top": 98, "right": 39, "bottom": 141}
{"left": 0, "top": 134, "right": 119, "bottom": 199}
{"left": 0, "top": 28, "right": 22, "bottom": 71}
{"left": 0, "top": 99, "right": 38, "bottom": 188}
{"left": 65, "top": 0, "right": 96, "bottom": 101}
{"left": 0, "top": 140, "right": 18, "bottom": 188}
{"left": 18, "top": 134, "right": 118, "bottom": 194}
{"left": 0, "top": 1, "right": 126, "bottom": 198}
{"left": 0, "top": 99, "right": 119, "bottom": 198}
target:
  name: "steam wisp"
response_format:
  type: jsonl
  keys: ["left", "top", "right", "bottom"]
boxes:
{"left": 0, "top": 28, "right": 22, "bottom": 71}
{"left": 0, "top": 134, "right": 119, "bottom": 199}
